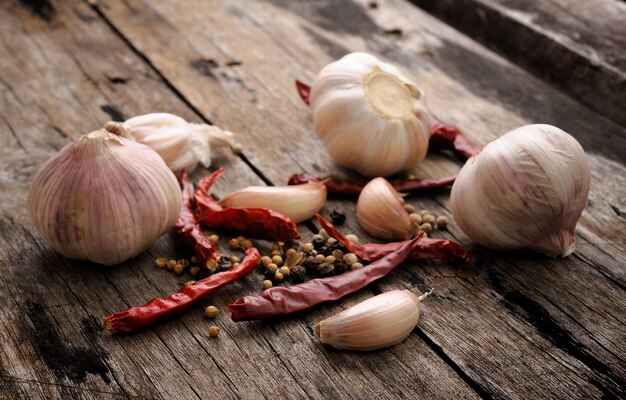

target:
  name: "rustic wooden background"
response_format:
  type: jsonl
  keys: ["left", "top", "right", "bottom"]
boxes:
{"left": 1, "top": 0, "right": 624, "bottom": 399}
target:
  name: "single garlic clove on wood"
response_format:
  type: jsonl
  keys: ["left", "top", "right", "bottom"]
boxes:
{"left": 315, "top": 289, "right": 432, "bottom": 351}
{"left": 105, "top": 112, "right": 242, "bottom": 173}
{"left": 357, "top": 177, "right": 418, "bottom": 240}
{"left": 219, "top": 182, "right": 327, "bottom": 223}
{"left": 28, "top": 129, "right": 182, "bottom": 266}
{"left": 310, "top": 52, "right": 431, "bottom": 177}
{"left": 450, "top": 124, "right": 591, "bottom": 257}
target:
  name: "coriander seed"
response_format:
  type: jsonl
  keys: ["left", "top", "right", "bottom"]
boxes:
{"left": 325, "top": 255, "right": 336, "bottom": 263}
{"left": 167, "top": 259, "right": 177, "bottom": 270}
{"left": 285, "top": 248, "right": 296, "bottom": 257}
{"left": 155, "top": 258, "right": 168, "bottom": 268}
{"left": 208, "top": 325, "right": 220, "bottom": 337}
{"left": 423, "top": 214, "right": 436, "bottom": 225}
{"left": 262, "top": 280, "right": 273, "bottom": 290}
{"left": 189, "top": 266, "right": 201, "bottom": 277}
{"left": 420, "top": 223, "right": 433, "bottom": 233}
{"left": 403, "top": 204, "right": 415, "bottom": 214}
{"left": 319, "top": 229, "right": 329, "bottom": 240}
{"left": 410, "top": 213, "right": 422, "bottom": 225}
{"left": 236, "top": 236, "right": 245, "bottom": 244}
{"left": 241, "top": 239, "right": 253, "bottom": 250}
{"left": 345, "top": 234, "right": 360, "bottom": 243}
{"left": 271, "top": 249, "right": 282, "bottom": 257}
{"left": 279, "top": 266, "right": 290, "bottom": 276}
{"left": 208, "top": 234, "right": 219, "bottom": 244}
{"left": 261, "top": 256, "right": 272, "bottom": 267}
{"left": 419, "top": 209, "right": 429, "bottom": 216}
{"left": 331, "top": 249, "right": 344, "bottom": 259}
{"left": 343, "top": 253, "right": 358, "bottom": 265}
{"left": 302, "top": 243, "right": 314, "bottom": 252}
{"left": 228, "top": 238, "right": 239, "bottom": 250}
{"left": 190, "top": 255, "right": 200, "bottom": 264}
{"left": 266, "top": 263, "right": 278, "bottom": 274}
{"left": 204, "top": 305, "right": 219, "bottom": 318}
{"left": 351, "top": 262, "right": 364, "bottom": 270}
{"left": 274, "top": 272, "right": 284, "bottom": 282}
{"left": 271, "top": 255, "right": 283, "bottom": 265}
{"left": 315, "top": 254, "right": 326, "bottom": 262}
{"left": 436, "top": 216, "right": 448, "bottom": 228}
{"left": 174, "top": 263, "right": 185, "bottom": 275}
{"left": 230, "top": 255, "right": 241, "bottom": 264}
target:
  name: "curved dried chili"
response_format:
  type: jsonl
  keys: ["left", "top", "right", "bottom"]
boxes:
{"left": 195, "top": 168, "right": 301, "bottom": 241}
{"left": 175, "top": 172, "right": 219, "bottom": 262}
{"left": 316, "top": 214, "right": 470, "bottom": 263}
{"left": 227, "top": 236, "right": 420, "bottom": 321}
{"left": 104, "top": 248, "right": 261, "bottom": 332}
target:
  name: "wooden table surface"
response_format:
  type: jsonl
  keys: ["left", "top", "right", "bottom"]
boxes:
{"left": 1, "top": 0, "right": 625, "bottom": 399}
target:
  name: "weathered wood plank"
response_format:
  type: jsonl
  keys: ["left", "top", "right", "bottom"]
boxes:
{"left": 410, "top": 0, "right": 626, "bottom": 126}
{"left": 92, "top": 0, "right": 626, "bottom": 398}
{"left": 0, "top": 0, "right": 480, "bottom": 399}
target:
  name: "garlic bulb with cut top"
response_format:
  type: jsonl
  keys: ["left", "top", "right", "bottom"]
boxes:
{"left": 310, "top": 52, "right": 431, "bottom": 177}
{"left": 105, "top": 113, "right": 241, "bottom": 173}
{"left": 450, "top": 124, "right": 590, "bottom": 257}
{"left": 28, "top": 129, "right": 182, "bottom": 265}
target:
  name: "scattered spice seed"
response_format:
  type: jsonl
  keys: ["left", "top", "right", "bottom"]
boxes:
{"left": 343, "top": 253, "right": 358, "bottom": 265}
{"left": 208, "top": 234, "right": 220, "bottom": 245}
{"left": 204, "top": 305, "right": 219, "bottom": 318}
{"left": 174, "top": 263, "right": 185, "bottom": 275}
{"left": 262, "top": 280, "right": 273, "bottom": 290}
{"left": 330, "top": 208, "right": 347, "bottom": 225}
{"left": 419, "top": 209, "right": 430, "bottom": 217}
{"left": 403, "top": 204, "right": 415, "bottom": 214}
{"left": 228, "top": 238, "right": 239, "bottom": 250}
{"left": 325, "top": 255, "right": 336, "bottom": 263}
{"left": 345, "top": 234, "right": 360, "bottom": 244}
{"left": 319, "top": 229, "right": 329, "bottom": 240}
{"left": 230, "top": 255, "right": 241, "bottom": 264}
{"left": 190, "top": 255, "right": 200, "bottom": 264}
{"left": 271, "top": 249, "right": 282, "bottom": 257}
{"left": 155, "top": 258, "right": 168, "bottom": 268}
{"left": 351, "top": 262, "right": 364, "bottom": 271}
{"left": 327, "top": 238, "right": 337, "bottom": 246}
{"left": 332, "top": 249, "right": 344, "bottom": 259}
{"left": 167, "top": 259, "right": 177, "bottom": 270}
{"left": 423, "top": 214, "right": 436, "bottom": 225}
{"left": 302, "top": 242, "right": 314, "bottom": 252}
{"left": 420, "top": 223, "right": 433, "bottom": 234}
{"left": 279, "top": 266, "right": 290, "bottom": 276}
{"left": 266, "top": 263, "right": 278, "bottom": 274}
{"left": 315, "top": 254, "right": 326, "bottom": 262}
{"left": 410, "top": 213, "right": 422, "bottom": 225}
{"left": 271, "top": 255, "right": 283, "bottom": 265}
{"left": 436, "top": 216, "right": 448, "bottom": 228}
{"left": 241, "top": 239, "right": 254, "bottom": 250}
{"left": 274, "top": 272, "right": 284, "bottom": 282}
{"left": 208, "top": 326, "right": 220, "bottom": 337}
{"left": 206, "top": 259, "right": 218, "bottom": 274}
{"left": 291, "top": 265, "right": 307, "bottom": 282}
{"left": 236, "top": 236, "right": 245, "bottom": 244}
{"left": 261, "top": 256, "right": 272, "bottom": 267}
{"left": 285, "top": 248, "right": 296, "bottom": 257}
{"left": 185, "top": 281, "right": 196, "bottom": 286}
{"left": 271, "top": 242, "right": 282, "bottom": 251}
{"left": 189, "top": 267, "right": 201, "bottom": 277}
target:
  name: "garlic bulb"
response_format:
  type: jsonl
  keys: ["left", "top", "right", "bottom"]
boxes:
{"left": 315, "top": 289, "right": 431, "bottom": 351}
{"left": 219, "top": 182, "right": 327, "bottom": 223}
{"left": 28, "top": 129, "right": 182, "bottom": 265}
{"left": 357, "top": 177, "right": 417, "bottom": 240}
{"left": 310, "top": 52, "right": 431, "bottom": 177}
{"left": 105, "top": 113, "right": 242, "bottom": 173}
{"left": 450, "top": 124, "right": 590, "bottom": 257}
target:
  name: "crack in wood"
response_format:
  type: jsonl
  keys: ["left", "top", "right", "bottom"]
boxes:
{"left": 19, "top": 0, "right": 55, "bottom": 22}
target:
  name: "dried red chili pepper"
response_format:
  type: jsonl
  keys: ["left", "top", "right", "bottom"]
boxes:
{"left": 316, "top": 214, "right": 470, "bottom": 263}
{"left": 288, "top": 172, "right": 457, "bottom": 196}
{"left": 175, "top": 172, "right": 219, "bottom": 262}
{"left": 227, "top": 235, "right": 420, "bottom": 321}
{"left": 194, "top": 169, "right": 301, "bottom": 241}
{"left": 104, "top": 248, "right": 261, "bottom": 332}
{"left": 294, "top": 80, "right": 480, "bottom": 162}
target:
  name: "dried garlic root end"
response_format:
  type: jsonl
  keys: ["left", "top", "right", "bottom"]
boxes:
{"left": 363, "top": 66, "right": 414, "bottom": 121}
{"left": 103, "top": 121, "right": 131, "bottom": 139}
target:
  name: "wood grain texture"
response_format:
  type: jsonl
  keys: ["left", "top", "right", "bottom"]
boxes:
{"left": 410, "top": 0, "right": 626, "bottom": 126}
{"left": 1, "top": 0, "right": 625, "bottom": 398}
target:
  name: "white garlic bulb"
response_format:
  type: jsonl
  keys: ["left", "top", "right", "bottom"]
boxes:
{"left": 356, "top": 177, "right": 417, "bottom": 240}
{"left": 105, "top": 113, "right": 241, "bottom": 173}
{"left": 315, "top": 289, "right": 431, "bottom": 351}
{"left": 450, "top": 124, "right": 590, "bottom": 257}
{"left": 28, "top": 129, "right": 182, "bottom": 265}
{"left": 310, "top": 52, "right": 431, "bottom": 177}
{"left": 219, "top": 182, "right": 327, "bottom": 223}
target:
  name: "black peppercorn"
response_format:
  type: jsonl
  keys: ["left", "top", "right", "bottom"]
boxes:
{"left": 302, "top": 256, "right": 321, "bottom": 272}
{"left": 317, "top": 245, "right": 330, "bottom": 256}
{"left": 333, "top": 260, "right": 349, "bottom": 275}
{"left": 291, "top": 265, "right": 307, "bottom": 283}
{"left": 317, "top": 262, "right": 335, "bottom": 277}
{"left": 217, "top": 256, "right": 232, "bottom": 271}
{"left": 330, "top": 208, "right": 347, "bottom": 225}
{"left": 312, "top": 236, "right": 326, "bottom": 250}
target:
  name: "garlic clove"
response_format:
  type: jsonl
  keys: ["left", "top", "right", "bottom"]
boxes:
{"left": 219, "top": 182, "right": 327, "bottom": 223}
{"left": 356, "top": 177, "right": 418, "bottom": 240}
{"left": 310, "top": 52, "right": 431, "bottom": 177}
{"left": 315, "top": 289, "right": 431, "bottom": 351}
{"left": 450, "top": 124, "right": 590, "bottom": 257}
{"left": 105, "top": 113, "right": 242, "bottom": 173}
{"left": 28, "top": 129, "right": 182, "bottom": 266}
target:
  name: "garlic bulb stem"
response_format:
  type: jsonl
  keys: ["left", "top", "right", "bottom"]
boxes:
{"left": 28, "top": 129, "right": 182, "bottom": 265}
{"left": 315, "top": 289, "right": 431, "bottom": 351}
{"left": 450, "top": 124, "right": 590, "bottom": 257}
{"left": 219, "top": 183, "right": 327, "bottom": 223}
{"left": 356, "top": 177, "right": 417, "bottom": 240}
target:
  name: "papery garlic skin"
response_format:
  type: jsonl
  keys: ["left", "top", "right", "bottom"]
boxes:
{"left": 28, "top": 130, "right": 182, "bottom": 266}
{"left": 219, "top": 182, "right": 327, "bottom": 223}
{"left": 315, "top": 289, "right": 430, "bottom": 351}
{"left": 310, "top": 52, "right": 431, "bottom": 177}
{"left": 450, "top": 124, "right": 590, "bottom": 257}
{"left": 106, "top": 113, "right": 241, "bottom": 174}
{"left": 357, "top": 177, "right": 417, "bottom": 240}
